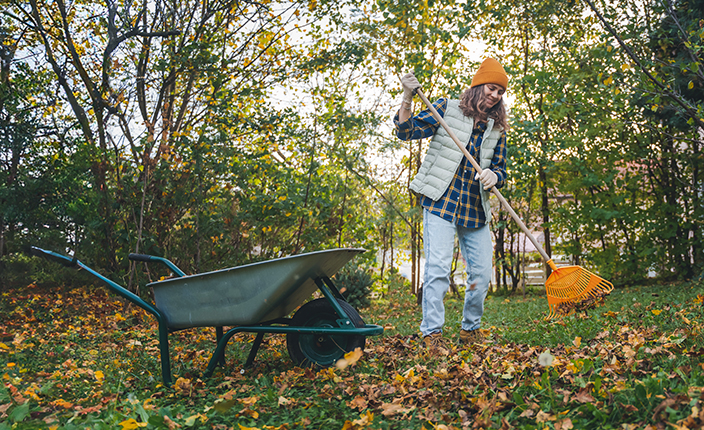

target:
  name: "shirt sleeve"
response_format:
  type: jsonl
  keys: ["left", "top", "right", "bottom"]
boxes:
{"left": 393, "top": 98, "right": 448, "bottom": 141}
{"left": 490, "top": 130, "right": 508, "bottom": 189}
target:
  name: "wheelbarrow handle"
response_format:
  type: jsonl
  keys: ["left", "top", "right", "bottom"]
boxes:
{"left": 30, "top": 246, "right": 78, "bottom": 268}
{"left": 128, "top": 253, "right": 155, "bottom": 262}
{"left": 129, "top": 253, "right": 187, "bottom": 277}
{"left": 31, "top": 245, "right": 174, "bottom": 386}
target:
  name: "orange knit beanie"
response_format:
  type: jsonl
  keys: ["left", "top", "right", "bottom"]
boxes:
{"left": 470, "top": 58, "right": 508, "bottom": 90}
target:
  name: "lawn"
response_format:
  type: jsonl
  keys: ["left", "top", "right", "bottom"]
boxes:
{"left": 1, "top": 273, "right": 703, "bottom": 429}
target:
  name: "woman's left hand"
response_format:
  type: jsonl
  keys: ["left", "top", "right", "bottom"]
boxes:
{"left": 475, "top": 170, "right": 498, "bottom": 190}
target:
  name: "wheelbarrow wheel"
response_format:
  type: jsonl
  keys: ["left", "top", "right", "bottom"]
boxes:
{"left": 286, "top": 298, "right": 366, "bottom": 368}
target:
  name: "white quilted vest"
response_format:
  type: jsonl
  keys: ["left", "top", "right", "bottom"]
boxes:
{"left": 409, "top": 99, "right": 503, "bottom": 219}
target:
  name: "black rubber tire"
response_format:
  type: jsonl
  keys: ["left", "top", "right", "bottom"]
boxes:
{"left": 286, "top": 298, "right": 366, "bottom": 368}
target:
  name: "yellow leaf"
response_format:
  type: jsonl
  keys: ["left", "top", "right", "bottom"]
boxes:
{"left": 238, "top": 425, "right": 261, "bottom": 430}
{"left": 573, "top": 337, "right": 582, "bottom": 348}
{"left": 651, "top": 309, "right": 662, "bottom": 315}
{"left": 95, "top": 370, "right": 104, "bottom": 383}
{"left": 0, "top": 343, "right": 9, "bottom": 351}
{"left": 184, "top": 414, "right": 208, "bottom": 426}
{"left": 52, "top": 399, "right": 74, "bottom": 409}
{"left": 214, "top": 398, "right": 237, "bottom": 413}
{"left": 240, "top": 409, "right": 259, "bottom": 419}
{"left": 23, "top": 384, "right": 41, "bottom": 401}
{"left": 604, "top": 76, "right": 613, "bottom": 85}
{"left": 239, "top": 396, "right": 258, "bottom": 407}
{"left": 173, "top": 377, "right": 192, "bottom": 393}
{"left": 335, "top": 347, "right": 363, "bottom": 370}
{"left": 352, "top": 409, "right": 374, "bottom": 426}
{"left": 119, "top": 419, "right": 147, "bottom": 429}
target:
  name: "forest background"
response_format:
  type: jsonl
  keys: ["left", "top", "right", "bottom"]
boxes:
{"left": 1, "top": 0, "right": 703, "bottom": 294}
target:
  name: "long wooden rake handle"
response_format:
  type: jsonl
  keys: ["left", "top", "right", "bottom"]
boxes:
{"left": 414, "top": 88, "right": 558, "bottom": 271}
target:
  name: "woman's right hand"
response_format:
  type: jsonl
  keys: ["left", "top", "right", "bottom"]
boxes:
{"left": 401, "top": 73, "right": 420, "bottom": 100}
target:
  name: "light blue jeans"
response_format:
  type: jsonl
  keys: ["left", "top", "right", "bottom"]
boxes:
{"left": 420, "top": 208, "right": 493, "bottom": 336}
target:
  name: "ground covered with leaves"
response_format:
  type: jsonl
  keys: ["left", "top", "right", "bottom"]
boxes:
{"left": 1, "top": 276, "right": 704, "bottom": 429}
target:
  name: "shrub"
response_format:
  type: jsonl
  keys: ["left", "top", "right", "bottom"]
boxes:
{"left": 334, "top": 262, "right": 373, "bottom": 309}
{"left": 0, "top": 251, "right": 81, "bottom": 291}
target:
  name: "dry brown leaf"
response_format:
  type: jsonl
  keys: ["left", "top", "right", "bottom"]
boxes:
{"left": 518, "top": 409, "right": 534, "bottom": 418}
{"left": 617, "top": 402, "right": 638, "bottom": 413}
{"left": 572, "top": 388, "right": 596, "bottom": 404}
{"left": 348, "top": 396, "right": 367, "bottom": 411}
{"left": 499, "top": 417, "right": 513, "bottom": 430}
{"left": 535, "top": 410, "right": 556, "bottom": 422}
{"left": 380, "top": 402, "right": 413, "bottom": 417}
{"left": 555, "top": 418, "right": 573, "bottom": 430}
{"left": 163, "top": 415, "right": 181, "bottom": 430}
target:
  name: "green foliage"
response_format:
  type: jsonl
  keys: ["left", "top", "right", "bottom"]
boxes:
{"left": 334, "top": 262, "right": 374, "bottom": 309}
{"left": 3, "top": 0, "right": 704, "bottom": 314}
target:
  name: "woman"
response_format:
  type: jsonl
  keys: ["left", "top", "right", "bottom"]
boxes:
{"left": 394, "top": 58, "right": 509, "bottom": 349}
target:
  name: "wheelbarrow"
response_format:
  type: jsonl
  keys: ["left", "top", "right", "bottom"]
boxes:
{"left": 30, "top": 246, "right": 384, "bottom": 386}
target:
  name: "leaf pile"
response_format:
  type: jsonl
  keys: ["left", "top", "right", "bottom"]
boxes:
{"left": 1, "top": 281, "right": 703, "bottom": 429}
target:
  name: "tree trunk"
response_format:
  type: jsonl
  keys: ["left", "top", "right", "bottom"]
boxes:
{"left": 538, "top": 165, "right": 552, "bottom": 277}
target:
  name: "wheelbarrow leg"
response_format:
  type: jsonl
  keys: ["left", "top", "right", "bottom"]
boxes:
{"left": 245, "top": 333, "right": 265, "bottom": 368}
{"left": 157, "top": 323, "right": 173, "bottom": 387}
{"left": 215, "top": 327, "right": 226, "bottom": 366}
{"left": 204, "top": 327, "right": 246, "bottom": 378}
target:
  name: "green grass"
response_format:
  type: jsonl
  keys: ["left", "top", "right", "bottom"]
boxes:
{"left": 1, "top": 275, "right": 703, "bottom": 429}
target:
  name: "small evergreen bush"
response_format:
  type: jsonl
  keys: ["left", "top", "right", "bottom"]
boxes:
{"left": 334, "top": 262, "right": 373, "bottom": 309}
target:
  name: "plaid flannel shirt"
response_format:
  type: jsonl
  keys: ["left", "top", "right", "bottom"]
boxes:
{"left": 394, "top": 98, "right": 507, "bottom": 228}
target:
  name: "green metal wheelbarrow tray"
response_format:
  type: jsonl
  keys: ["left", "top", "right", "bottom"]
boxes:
{"left": 30, "top": 246, "right": 383, "bottom": 386}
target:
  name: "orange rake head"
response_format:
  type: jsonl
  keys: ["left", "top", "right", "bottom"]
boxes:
{"left": 544, "top": 263, "right": 614, "bottom": 319}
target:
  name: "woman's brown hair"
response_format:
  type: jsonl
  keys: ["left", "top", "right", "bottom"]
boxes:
{"left": 458, "top": 85, "right": 509, "bottom": 131}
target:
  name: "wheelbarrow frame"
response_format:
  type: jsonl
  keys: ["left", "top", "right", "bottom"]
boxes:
{"left": 30, "top": 246, "right": 383, "bottom": 386}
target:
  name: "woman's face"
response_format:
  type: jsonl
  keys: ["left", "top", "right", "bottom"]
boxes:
{"left": 482, "top": 83, "right": 505, "bottom": 109}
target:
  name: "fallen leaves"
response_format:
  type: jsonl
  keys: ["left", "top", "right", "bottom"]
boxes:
{"left": 348, "top": 395, "right": 368, "bottom": 411}
{"left": 336, "top": 347, "right": 363, "bottom": 370}
{"left": 119, "top": 418, "right": 148, "bottom": 429}
{"left": 173, "top": 377, "right": 192, "bottom": 395}
{"left": 1, "top": 281, "right": 704, "bottom": 430}
{"left": 571, "top": 387, "right": 595, "bottom": 403}
{"left": 379, "top": 400, "right": 415, "bottom": 417}
{"left": 555, "top": 417, "right": 574, "bottom": 430}
{"left": 572, "top": 336, "right": 581, "bottom": 348}
{"left": 341, "top": 409, "right": 374, "bottom": 429}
